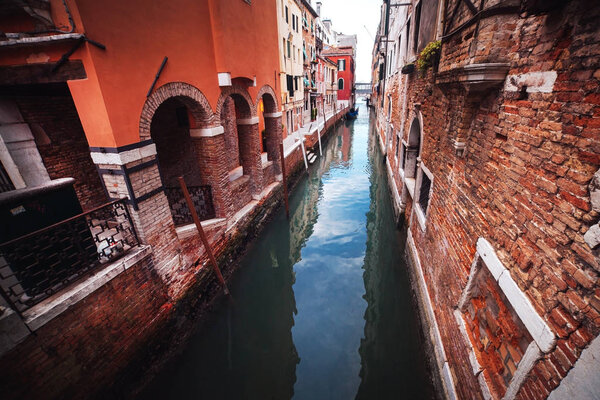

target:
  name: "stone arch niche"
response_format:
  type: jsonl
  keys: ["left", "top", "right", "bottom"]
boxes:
{"left": 405, "top": 114, "right": 422, "bottom": 179}
{"left": 256, "top": 85, "right": 282, "bottom": 180}
{"left": 142, "top": 82, "right": 221, "bottom": 224}
{"left": 216, "top": 84, "right": 263, "bottom": 208}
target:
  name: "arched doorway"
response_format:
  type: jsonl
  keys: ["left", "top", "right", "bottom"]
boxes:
{"left": 141, "top": 83, "right": 220, "bottom": 225}
{"left": 150, "top": 98, "right": 216, "bottom": 226}
{"left": 257, "top": 86, "right": 282, "bottom": 182}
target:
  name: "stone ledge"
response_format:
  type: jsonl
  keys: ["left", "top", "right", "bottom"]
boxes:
{"left": 175, "top": 218, "right": 227, "bottom": 241}
{"left": 436, "top": 63, "right": 510, "bottom": 93}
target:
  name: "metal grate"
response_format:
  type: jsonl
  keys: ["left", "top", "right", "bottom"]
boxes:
{"left": 0, "top": 199, "right": 138, "bottom": 313}
{"left": 0, "top": 160, "right": 15, "bottom": 193}
{"left": 165, "top": 185, "right": 215, "bottom": 226}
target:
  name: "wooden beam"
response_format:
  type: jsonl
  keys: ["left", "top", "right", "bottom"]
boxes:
{"left": 444, "top": 0, "right": 462, "bottom": 35}
{"left": 462, "top": 0, "right": 478, "bottom": 15}
{"left": 0, "top": 61, "right": 86, "bottom": 85}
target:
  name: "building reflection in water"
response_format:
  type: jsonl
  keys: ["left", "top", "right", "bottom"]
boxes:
{"left": 355, "top": 120, "right": 435, "bottom": 399}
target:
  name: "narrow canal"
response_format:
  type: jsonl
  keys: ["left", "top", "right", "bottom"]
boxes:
{"left": 139, "top": 101, "right": 435, "bottom": 399}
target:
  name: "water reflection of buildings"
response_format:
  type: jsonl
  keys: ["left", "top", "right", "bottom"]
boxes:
{"left": 355, "top": 120, "right": 434, "bottom": 399}
{"left": 288, "top": 122, "right": 354, "bottom": 265}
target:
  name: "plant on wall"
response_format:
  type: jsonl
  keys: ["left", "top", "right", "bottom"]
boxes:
{"left": 416, "top": 40, "right": 441, "bottom": 73}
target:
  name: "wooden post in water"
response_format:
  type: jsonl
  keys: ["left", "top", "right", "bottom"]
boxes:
{"left": 178, "top": 176, "right": 229, "bottom": 295}
{"left": 279, "top": 142, "right": 290, "bottom": 218}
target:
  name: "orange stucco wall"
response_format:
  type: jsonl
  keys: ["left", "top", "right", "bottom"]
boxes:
{"left": 0, "top": 0, "right": 281, "bottom": 148}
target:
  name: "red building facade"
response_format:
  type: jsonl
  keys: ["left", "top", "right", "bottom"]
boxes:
{"left": 322, "top": 47, "right": 355, "bottom": 103}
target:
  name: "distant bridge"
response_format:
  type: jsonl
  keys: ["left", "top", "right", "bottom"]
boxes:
{"left": 355, "top": 82, "right": 371, "bottom": 95}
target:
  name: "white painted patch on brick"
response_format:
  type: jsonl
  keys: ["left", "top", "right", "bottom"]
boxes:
{"left": 504, "top": 71, "right": 557, "bottom": 93}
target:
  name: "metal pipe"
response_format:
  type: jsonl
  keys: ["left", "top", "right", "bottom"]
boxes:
{"left": 147, "top": 56, "right": 168, "bottom": 98}
{"left": 178, "top": 176, "right": 229, "bottom": 295}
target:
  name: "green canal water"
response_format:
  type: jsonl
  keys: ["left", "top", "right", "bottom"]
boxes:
{"left": 139, "top": 101, "right": 435, "bottom": 399}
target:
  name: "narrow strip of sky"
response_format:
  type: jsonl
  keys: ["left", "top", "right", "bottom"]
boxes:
{"left": 319, "top": 0, "right": 381, "bottom": 83}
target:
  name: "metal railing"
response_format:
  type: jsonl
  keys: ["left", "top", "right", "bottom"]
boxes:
{"left": 165, "top": 185, "right": 215, "bottom": 226}
{"left": 0, "top": 199, "right": 138, "bottom": 314}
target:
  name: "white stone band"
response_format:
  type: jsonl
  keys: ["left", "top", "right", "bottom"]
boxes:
{"left": 189, "top": 126, "right": 225, "bottom": 137}
{"left": 91, "top": 143, "right": 157, "bottom": 166}
{"left": 237, "top": 117, "right": 259, "bottom": 125}
{"left": 264, "top": 112, "right": 282, "bottom": 118}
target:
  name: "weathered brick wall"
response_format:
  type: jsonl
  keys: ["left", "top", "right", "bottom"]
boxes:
{"left": 378, "top": 0, "right": 600, "bottom": 398}
{"left": 0, "top": 254, "right": 171, "bottom": 400}
{"left": 222, "top": 97, "right": 241, "bottom": 172}
{"left": 15, "top": 95, "right": 107, "bottom": 210}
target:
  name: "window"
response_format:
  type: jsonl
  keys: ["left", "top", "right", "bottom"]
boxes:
{"left": 285, "top": 6, "right": 288, "bottom": 23}
{"left": 395, "top": 134, "right": 400, "bottom": 159}
{"left": 397, "top": 35, "right": 402, "bottom": 65}
{"left": 283, "top": 38, "right": 286, "bottom": 57}
{"left": 293, "top": 45, "right": 296, "bottom": 60}
{"left": 417, "top": 168, "right": 431, "bottom": 216}
{"left": 292, "top": 13, "right": 295, "bottom": 30}
{"left": 338, "top": 78, "right": 344, "bottom": 90}
{"left": 406, "top": 17, "right": 411, "bottom": 56}
{"left": 338, "top": 59, "right": 346, "bottom": 71}
{"left": 287, "top": 40, "right": 291, "bottom": 58}
{"left": 413, "top": 1, "right": 422, "bottom": 53}
{"left": 400, "top": 142, "right": 407, "bottom": 171}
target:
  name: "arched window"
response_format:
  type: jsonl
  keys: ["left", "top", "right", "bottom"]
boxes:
{"left": 338, "top": 78, "right": 344, "bottom": 90}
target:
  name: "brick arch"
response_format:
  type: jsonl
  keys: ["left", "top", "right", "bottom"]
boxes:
{"left": 215, "top": 84, "right": 256, "bottom": 120}
{"left": 140, "top": 82, "right": 215, "bottom": 140}
{"left": 256, "top": 85, "right": 279, "bottom": 114}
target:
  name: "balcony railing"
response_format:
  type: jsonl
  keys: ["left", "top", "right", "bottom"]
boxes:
{"left": 165, "top": 185, "right": 215, "bottom": 226}
{"left": 0, "top": 199, "right": 139, "bottom": 314}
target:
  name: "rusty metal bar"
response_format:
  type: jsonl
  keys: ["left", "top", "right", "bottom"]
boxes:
{"left": 279, "top": 142, "right": 290, "bottom": 218}
{"left": 178, "top": 176, "right": 229, "bottom": 295}
{"left": 147, "top": 56, "right": 168, "bottom": 97}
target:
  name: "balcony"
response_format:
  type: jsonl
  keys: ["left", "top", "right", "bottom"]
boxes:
{"left": 0, "top": 198, "right": 139, "bottom": 314}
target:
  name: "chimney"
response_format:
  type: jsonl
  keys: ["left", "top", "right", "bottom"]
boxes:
{"left": 316, "top": 1, "right": 322, "bottom": 16}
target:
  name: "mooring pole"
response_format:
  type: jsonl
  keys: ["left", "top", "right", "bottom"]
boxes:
{"left": 279, "top": 142, "right": 290, "bottom": 218}
{"left": 178, "top": 176, "right": 229, "bottom": 295}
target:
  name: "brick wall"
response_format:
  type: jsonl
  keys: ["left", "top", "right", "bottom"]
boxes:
{"left": 378, "top": 0, "right": 600, "bottom": 398}
{"left": 15, "top": 94, "right": 107, "bottom": 210}
{"left": 0, "top": 254, "right": 171, "bottom": 400}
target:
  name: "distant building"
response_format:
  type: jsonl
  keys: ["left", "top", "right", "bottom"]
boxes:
{"left": 322, "top": 45, "right": 355, "bottom": 104}
{"left": 300, "top": 0, "right": 319, "bottom": 125}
